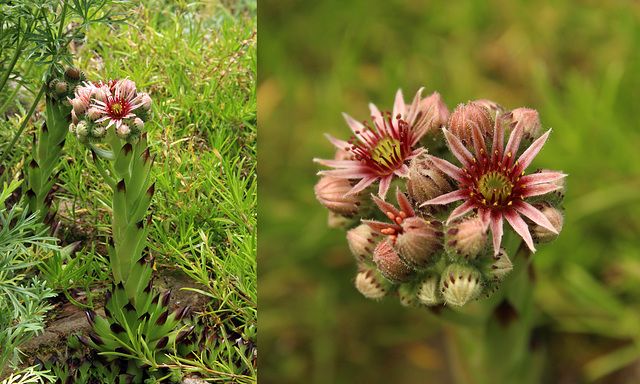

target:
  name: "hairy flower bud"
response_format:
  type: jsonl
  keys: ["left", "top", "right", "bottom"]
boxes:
{"left": 327, "top": 211, "right": 358, "bottom": 229}
{"left": 448, "top": 102, "right": 494, "bottom": 150}
{"left": 55, "top": 81, "right": 69, "bottom": 95}
{"left": 354, "top": 265, "right": 392, "bottom": 300}
{"left": 75, "top": 121, "right": 89, "bottom": 139}
{"left": 118, "top": 79, "right": 137, "bottom": 97}
{"left": 92, "top": 87, "right": 108, "bottom": 103}
{"left": 529, "top": 201, "right": 564, "bottom": 243}
{"left": 315, "top": 176, "right": 366, "bottom": 217}
{"left": 473, "top": 99, "right": 506, "bottom": 118}
{"left": 397, "top": 282, "right": 419, "bottom": 307}
{"left": 406, "top": 155, "right": 454, "bottom": 210}
{"left": 85, "top": 107, "right": 102, "bottom": 122}
{"left": 500, "top": 108, "right": 542, "bottom": 145}
{"left": 373, "top": 238, "right": 415, "bottom": 283}
{"left": 347, "top": 224, "right": 381, "bottom": 263}
{"left": 72, "top": 96, "right": 90, "bottom": 117}
{"left": 116, "top": 123, "right": 132, "bottom": 140}
{"left": 64, "top": 66, "right": 82, "bottom": 81}
{"left": 480, "top": 247, "right": 512, "bottom": 284}
{"left": 407, "top": 90, "right": 450, "bottom": 143}
{"left": 131, "top": 117, "right": 144, "bottom": 135}
{"left": 417, "top": 273, "right": 443, "bottom": 306}
{"left": 445, "top": 216, "right": 489, "bottom": 260}
{"left": 394, "top": 217, "right": 444, "bottom": 268}
{"left": 440, "top": 263, "right": 483, "bottom": 306}
{"left": 139, "top": 92, "right": 153, "bottom": 111}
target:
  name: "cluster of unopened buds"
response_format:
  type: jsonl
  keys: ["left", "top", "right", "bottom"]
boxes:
{"left": 68, "top": 78, "right": 153, "bottom": 142}
{"left": 314, "top": 89, "right": 566, "bottom": 307}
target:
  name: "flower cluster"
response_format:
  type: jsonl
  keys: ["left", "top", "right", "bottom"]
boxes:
{"left": 68, "top": 78, "right": 153, "bottom": 142}
{"left": 45, "top": 66, "right": 88, "bottom": 105}
{"left": 314, "top": 90, "right": 566, "bottom": 307}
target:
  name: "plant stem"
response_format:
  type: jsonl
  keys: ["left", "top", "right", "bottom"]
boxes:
{"left": 441, "top": 241, "right": 539, "bottom": 384}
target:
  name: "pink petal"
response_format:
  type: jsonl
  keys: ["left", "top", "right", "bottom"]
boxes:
{"left": 519, "top": 171, "right": 566, "bottom": 186}
{"left": 395, "top": 188, "right": 415, "bottom": 216}
{"left": 393, "top": 89, "right": 405, "bottom": 120}
{"left": 470, "top": 121, "right": 487, "bottom": 159}
{"left": 503, "top": 208, "right": 536, "bottom": 252}
{"left": 345, "top": 176, "right": 378, "bottom": 196}
{"left": 362, "top": 219, "right": 401, "bottom": 234}
{"left": 520, "top": 184, "right": 563, "bottom": 198}
{"left": 394, "top": 164, "right": 410, "bottom": 178}
{"left": 426, "top": 155, "right": 467, "bottom": 184}
{"left": 503, "top": 119, "right": 524, "bottom": 168}
{"left": 512, "top": 200, "right": 558, "bottom": 233}
{"left": 369, "top": 103, "right": 384, "bottom": 131}
{"left": 313, "top": 158, "right": 367, "bottom": 170}
{"left": 442, "top": 129, "right": 476, "bottom": 173}
{"left": 342, "top": 113, "right": 366, "bottom": 136}
{"left": 372, "top": 194, "right": 400, "bottom": 217}
{"left": 487, "top": 208, "right": 504, "bottom": 255}
{"left": 423, "top": 189, "right": 469, "bottom": 206}
{"left": 378, "top": 175, "right": 393, "bottom": 199}
{"left": 445, "top": 199, "right": 478, "bottom": 224}
{"left": 513, "top": 129, "right": 552, "bottom": 176}
{"left": 406, "top": 88, "right": 424, "bottom": 124}
{"left": 491, "top": 118, "right": 504, "bottom": 162}
{"left": 324, "top": 134, "right": 352, "bottom": 151}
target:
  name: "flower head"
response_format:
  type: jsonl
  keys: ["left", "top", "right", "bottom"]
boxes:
{"left": 69, "top": 78, "right": 151, "bottom": 143}
{"left": 422, "top": 115, "right": 566, "bottom": 254}
{"left": 93, "top": 79, "right": 144, "bottom": 130}
{"left": 314, "top": 89, "right": 433, "bottom": 199}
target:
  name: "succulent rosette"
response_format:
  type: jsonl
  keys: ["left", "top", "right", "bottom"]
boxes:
{"left": 314, "top": 89, "right": 566, "bottom": 308}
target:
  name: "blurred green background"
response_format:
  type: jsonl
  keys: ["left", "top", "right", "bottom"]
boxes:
{"left": 258, "top": 0, "right": 640, "bottom": 383}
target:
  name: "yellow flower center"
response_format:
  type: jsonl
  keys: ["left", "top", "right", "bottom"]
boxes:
{"left": 478, "top": 171, "right": 512, "bottom": 206}
{"left": 370, "top": 137, "right": 401, "bottom": 166}
{"left": 111, "top": 102, "right": 123, "bottom": 116}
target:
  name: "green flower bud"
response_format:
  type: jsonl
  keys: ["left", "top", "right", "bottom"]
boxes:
{"left": 347, "top": 223, "right": 381, "bottom": 264}
{"left": 354, "top": 266, "right": 392, "bottom": 300}
{"left": 397, "top": 282, "right": 419, "bottom": 307}
{"left": 416, "top": 273, "right": 443, "bottom": 306}
{"left": 445, "top": 216, "right": 489, "bottom": 261}
{"left": 394, "top": 217, "right": 444, "bottom": 268}
{"left": 373, "top": 238, "right": 415, "bottom": 284}
{"left": 327, "top": 211, "right": 358, "bottom": 229}
{"left": 85, "top": 107, "right": 102, "bottom": 122}
{"left": 440, "top": 263, "right": 483, "bottom": 307}
{"left": 131, "top": 117, "right": 144, "bottom": 135}
{"left": 55, "top": 81, "right": 69, "bottom": 96}
{"left": 116, "top": 123, "right": 132, "bottom": 140}
{"left": 75, "top": 121, "right": 89, "bottom": 139}
{"left": 480, "top": 247, "right": 512, "bottom": 284}
{"left": 64, "top": 66, "right": 81, "bottom": 81}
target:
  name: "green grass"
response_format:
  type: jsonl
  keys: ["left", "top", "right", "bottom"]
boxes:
{"left": 0, "top": 0, "right": 256, "bottom": 381}
{"left": 259, "top": 0, "right": 640, "bottom": 383}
